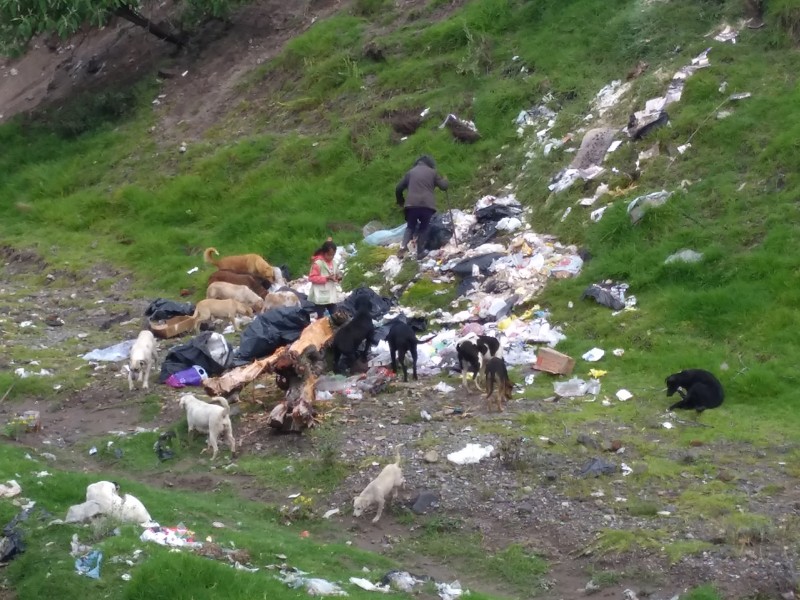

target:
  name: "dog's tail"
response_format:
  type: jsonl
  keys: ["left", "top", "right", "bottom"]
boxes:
{"left": 203, "top": 247, "right": 220, "bottom": 266}
{"left": 209, "top": 396, "right": 230, "bottom": 416}
{"left": 417, "top": 334, "right": 436, "bottom": 344}
{"left": 393, "top": 443, "right": 404, "bottom": 466}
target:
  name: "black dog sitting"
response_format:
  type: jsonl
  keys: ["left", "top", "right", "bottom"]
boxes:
{"left": 386, "top": 322, "right": 434, "bottom": 382}
{"left": 456, "top": 335, "right": 502, "bottom": 391}
{"left": 666, "top": 369, "right": 724, "bottom": 415}
{"left": 332, "top": 296, "right": 375, "bottom": 374}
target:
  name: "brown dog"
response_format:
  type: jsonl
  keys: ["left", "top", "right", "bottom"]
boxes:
{"left": 191, "top": 298, "right": 253, "bottom": 333}
{"left": 208, "top": 270, "right": 269, "bottom": 298}
{"left": 484, "top": 357, "right": 513, "bottom": 412}
{"left": 204, "top": 247, "right": 280, "bottom": 283}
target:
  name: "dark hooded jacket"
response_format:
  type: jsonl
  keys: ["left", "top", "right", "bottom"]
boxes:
{"left": 395, "top": 155, "right": 449, "bottom": 210}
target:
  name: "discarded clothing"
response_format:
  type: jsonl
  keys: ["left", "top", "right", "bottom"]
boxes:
{"left": 144, "top": 298, "right": 195, "bottom": 321}
{"left": 75, "top": 550, "right": 103, "bottom": 579}
{"left": 237, "top": 307, "right": 310, "bottom": 362}
{"left": 159, "top": 332, "right": 233, "bottom": 382}
{"left": 581, "top": 282, "right": 633, "bottom": 311}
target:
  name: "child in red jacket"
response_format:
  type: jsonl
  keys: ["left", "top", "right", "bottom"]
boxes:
{"left": 308, "top": 239, "right": 342, "bottom": 318}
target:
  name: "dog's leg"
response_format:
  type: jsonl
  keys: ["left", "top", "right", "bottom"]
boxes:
{"left": 399, "top": 351, "right": 408, "bottom": 382}
{"left": 226, "top": 424, "right": 236, "bottom": 455}
{"left": 208, "top": 433, "right": 219, "bottom": 461}
{"left": 142, "top": 362, "right": 151, "bottom": 391}
{"left": 390, "top": 344, "right": 398, "bottom": 376}
{"left": 372, "top": 497, "right": 385, "bottom": 523}
{"left": 128, "top": 369, "right": 134, "bottom": 392}
{"left": 410, "top": 346, "right": 418, "bottom": 381}
{"left": 460, "top": 361, "right": 468, "bottom": 390}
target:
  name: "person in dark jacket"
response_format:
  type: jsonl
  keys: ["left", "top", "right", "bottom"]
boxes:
{"left": 395, "top": 155, "right": 449, "bottom": 260}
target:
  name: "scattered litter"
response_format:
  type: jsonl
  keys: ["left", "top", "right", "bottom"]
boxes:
{"left": 141, "top": 524, "right": 202, "bottom": 548}
{"left": 621, "top": 463, "right": 633, "bottom": 476}
{"left": 75, "top": 550, "right": 103, "bottom": 579}
{"left": 437, "top": 581, "right": 465, "bottom": 600}
{"left": 349, "top": 578, "right": 391, "bottom": 593}
{"left": 590, "top": 205, "right": 609, "bottom": 222}
{"left": 277, "top": 568, "right": 348, "bottom": 596}
{"left": 588, "top": 369, "right": 607, "bottom": 378}
{"left": 211, "top": 521, "right": 225, "bottom": 529}
{"left": 615, "top": 389, "right": 633, "bottom": 402}
{"left": 716, "top": 110, "right": 733, "bottom": 119}
{"left": 70, "top": 534, "right": 92, "bottom": 557}
{"left": 322, "top": 508, "right": 340, "bottom": 519}
{"left": 581, "top": 348, "right": 605, "bottom": 362}
{"left": 677, "top": 143, "right": 692, "bottom": 155}
{"left": 662, "top": 422, "right": 674, "bottom": 430}
{"left": 713, "top": 24, "right": 738, "bottom": 43}
{"left": 582, "top": 281, "right": 636, "bottom": 311}
{"left": 82, "top": 340, "right": 135, "bottom": 362}
{"left": 665, "top": 249, "right": 703, "bottom": 264}
{"left": 627, "top": 190, "right": 673, "bottom": 224}
{"left": 729, "top": 92, "right": 752, "bottom": 101}
{"left": 535, "top": 348, "right": 575, "bottom": 375}
{"left": 0, "top": 481, "right": 21, "bottom": 498}
{"left": 186, "top": 266, "right": 199, "bottom": 275}
{"left": 553, "top": 378, "right": 600, "bottom": 398}
{"left": 434, "top": 382, "right": 455, "bottom": 393}
{"left": 13, "top": 367, "right": 52, "bottom": 378}
{"left": 612, "top": 348, "right": 625, "bottom": 357}
{"left": 447, "top": 443, "right": 494, "bottom": 465}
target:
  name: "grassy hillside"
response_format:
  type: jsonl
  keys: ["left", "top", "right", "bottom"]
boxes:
{"left": 3, "top": 0, "right": 800, "bottom": 597}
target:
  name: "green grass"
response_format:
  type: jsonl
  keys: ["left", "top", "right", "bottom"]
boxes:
{"left": 4, "top": 0, "right": 800, "bottom": 595}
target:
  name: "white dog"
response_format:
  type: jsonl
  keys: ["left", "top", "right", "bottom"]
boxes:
{"left": 353, "top": 445, "right": 404, "bottom": 523}
{"left": 179, "top": 394, "right": 236, "bottom": 460}
{"left": 128, "top": 330, "right": 158, "bottom": 391}
{"left": 83, "top": 480, "right": 152, "bottom": 524}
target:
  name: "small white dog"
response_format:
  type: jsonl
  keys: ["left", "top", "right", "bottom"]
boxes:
{"left": 353, "top": 445, "right": 405, "bottom": 523}
{"left": 83, "top": 480, "right": 152, "bottom": 524}
{"left": 179, "top": 394, "right": 236, "bottom": 460}
{"left": 128, "top": 330, "right": 158, "bottom": 391}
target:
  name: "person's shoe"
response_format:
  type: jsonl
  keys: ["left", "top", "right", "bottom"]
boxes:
{"left": 397, "top": 248, "right": 407, "bottom": 259}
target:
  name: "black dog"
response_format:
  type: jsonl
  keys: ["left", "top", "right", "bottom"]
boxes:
{"left": 456, "top": 335, "right": 502, "bottom": 391}
{"left": 484, "top": 357, "right": 513, "bottom": 412}
{"left": 666, "top": 369, "right": 724, "bottom": 415}
{"left": 386, "top": 322, "right": 434, "bottom": 382}
{"left": 332, "top": 296, "right": 375, "bottom": 374}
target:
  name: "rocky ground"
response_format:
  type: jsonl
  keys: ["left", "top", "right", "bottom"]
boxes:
{"left": 1, "top": 247, "right": 799, "bottom": 600}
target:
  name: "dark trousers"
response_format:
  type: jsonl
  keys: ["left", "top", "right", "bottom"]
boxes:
{"left": 403, "top": 207, "right": 436, "bottom": 255}
{"left": 315, "top": 303, "right": 337, "bottom": 318}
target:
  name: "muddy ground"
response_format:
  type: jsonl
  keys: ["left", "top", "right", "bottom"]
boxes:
{"left": 2, "top": 247, "right": 798, "bottom": 600}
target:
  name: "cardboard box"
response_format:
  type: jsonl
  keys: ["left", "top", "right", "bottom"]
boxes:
{"left": 149, "top": 316, "right": 196, "bottom": 339}
{"left": 534, "top": 348, "right": 575, "bottom": 375}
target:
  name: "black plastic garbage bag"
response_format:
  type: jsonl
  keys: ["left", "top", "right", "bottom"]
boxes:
{"left": 466, "top": 221, "right": 498, "bottom": 248}
{"left": 159, "top": 331, "right": 233, "bottom": 382}
{"left": 475, "top": 204, "right": 523, "bottom": 223}
{"left": 237, "top": 306, "right": 311, "bottom": 362}
{"left": 456, "top": 276, "right": 481, "bottom": 298}
{"left": 579, "top": 457, "right": 618, "bottom": 478}
{"left": 373, "top": 315, "right": 428, "bottom": 342}
{"left": 0, "top": 507, "right": 32, "bottom": 563}
{"left": 425, "top": 213, "right": 453, "bottom": 251}
{"left": 144, "top": 298, "right": 195, "bottom": 321}
{"left": 449, "top": 253, "right": 505, "bottom": 278}
{"left": 581, "top": 282, "right": 629, "bottom": 311}
{"left": 337, "top": 287, "right": 395, "bottom": 320}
